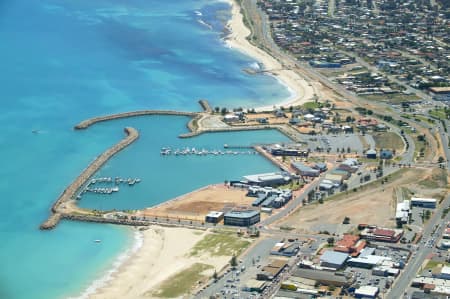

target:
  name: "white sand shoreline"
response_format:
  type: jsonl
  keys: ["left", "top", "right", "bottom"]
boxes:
{"left": 75, "top": 2, "right": 316, "bottom": 299}
{"left": 224, "top": 0, "right": 315, "bottom": 112}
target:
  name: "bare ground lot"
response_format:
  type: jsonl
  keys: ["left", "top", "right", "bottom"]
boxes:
{"left": 138, "top": 185, "right": 253, "bottom": 222}
{"left": 278, "top": 167, "right": 444, "bottom": 235}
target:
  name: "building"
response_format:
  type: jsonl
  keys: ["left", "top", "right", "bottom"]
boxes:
{"left": 292, "top": 268, "right": 354, "bottom": 287}
{"left": 329, "top": 169, "right": 351, "bottom": 180}
{"left": 270, "top": 241, "right": 300, "bottom": 257}
{"left": 360, "top": 227, "right": 403, "bottom": 243}
{"left": 380, "top": 149, "right": 394, "bottom": 159}
{"left": 396, "top": 200, "right": 411, "bottom": 224}
{"left": 291, "top": 162, "right": 320, "bottom": 177}
{"left": 366, "top": 149, "right": 377, "bottom": 159}
{"left": 243, "top": 172, "right": 291, "bottom": 187}
{"left": 430, "top": 87, "right": 450, "bottom": 102}
{"left": 224, "top": 210, "right": 260, "bottom": 227}
{"left": 433, "top": 266, "right": 450, "bottom": 280}
{"left": 313, "top": 162, "right": 328, "bottom": 172}
{"left": 334, "top": 234, "right": 366, "bottom": 257}
{"left": 348, "top": 255, "right": 392, "bottom": 269}
{"left": 205, "top": 211, "right": 224, "bottom": 224}
{"left": 355, "top": 286, "right": 379, "bottom": 298}
{"left": 319, "top": 251, "right": 349, "bottom": 269}
{"left": 411, "top": 197, "right": 437, "bottom": 208}
{"left": 257, "top": 259, "right": 288, "bottom": 281}
{"left": 242, "top": 279, "right": 267, "bottom": 293}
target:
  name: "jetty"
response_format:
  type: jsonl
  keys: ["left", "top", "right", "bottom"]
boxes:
{"left": 40, "top": 127, "right": 139, "bottom": 230}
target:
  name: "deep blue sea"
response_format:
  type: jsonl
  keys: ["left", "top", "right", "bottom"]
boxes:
{"left": 0, "top": 0, "right": 291, "bottom": 298}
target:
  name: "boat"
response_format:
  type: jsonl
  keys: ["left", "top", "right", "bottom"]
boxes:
{"left": 94, "top": 239, "right": 101, "bottom": 243}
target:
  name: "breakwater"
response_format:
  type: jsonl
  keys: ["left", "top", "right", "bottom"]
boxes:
{"left": 40, "top": 127, "right": 140, "bottom": 230}
{"left": 74, "top": 110, "right": 197, "bottom": 130}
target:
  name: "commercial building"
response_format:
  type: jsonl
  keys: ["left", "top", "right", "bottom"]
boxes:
{"left": 292, "top": 269, "right": 354, "bottom": 287}
{"left": 396, "top": 200, "right": 411, "bottom": 224}
{"left": 355, "top": 286, "right": 379, "bottom": 298}
{"left": 411, "top": 197, "right": 437, "bottom": 208}
{"left": 242, "top": 279, "right": 267, "bottom": 293}
{"left": 319, "top": 251, "right": 349, "bottom": 269}
{"left": 223, "top": 210, "right": 260, "bottom": 227}
{"left": 270, "top": 241, "right": 300, "bottom": 257}
{"left": 205, "top": 211, "right": 224, "bottom": 224}
{"left": 257, "top": 259, "right": 288, "bottom": 281}
{"left": 360, "top": 227, "right": 403, "bottom": 243}
{"left": 433, "top": 266, "right": 450, "bottom": 280}
{"left": 243, "top": 172, "right": 291, "bottom": 187}
{"left": 291, "top": 162, "right": 320, "bottom": 177}
{"left": 348, "top": 255, "right": 392, "bottom": 269}
{"left": 334, "top": 234, "right": 366, "bottom": 257}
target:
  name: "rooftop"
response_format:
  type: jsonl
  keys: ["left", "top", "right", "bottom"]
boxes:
{"left": 224, "top": 210, "right": 259, "bottom": 218}
{"left": 320, "top": 250, "right": 349, "bottom": 266}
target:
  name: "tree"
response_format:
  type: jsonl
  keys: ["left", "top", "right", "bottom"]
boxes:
{"left": 438, "top": 156, "right": 445, "bottom": 163}
{"left": 343, "top": 216, "right": 350, "bottom": 224}
{"left": 221, "top": 107, "right": 228, "bottom": 115}
{"left": 230, "top": 255, "right": 238, "bottom": 268}
{"left": 212, "top": 270, "right": 218, "bottom": 281}
{"left": 214, "top": 106, "right": 220, "bottom": 113}
{"left": 327, "top": 237, "right": 335, "bottom": 246}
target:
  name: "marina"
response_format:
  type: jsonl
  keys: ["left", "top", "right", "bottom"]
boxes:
{"left": 78, "top": 177, "right": 142, "bottom": 198}
{"left": 159, "top": 147, "right": 258, "bottom": 156}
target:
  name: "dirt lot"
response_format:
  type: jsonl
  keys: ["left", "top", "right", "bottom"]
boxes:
{"left": 138, "top": 185, "right": 254, "bottom": 222}
{"left": 279, "top": 167, "right": 443, "bottom": 235}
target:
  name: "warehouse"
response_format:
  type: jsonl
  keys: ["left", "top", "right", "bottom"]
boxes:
{"left": 224, "top": 210, "right": 260, "bottom": 227}
{"left": 319, "top": 251, "right": 349, "bottom": 269}
{"left": 411, "top": 197, "right": 437, "bottom": 208}
{"left": 355, "top": 286, "right": 379, "bottom": 298}
{"left": 243, "top": 172, "right": 291, "bottom": 187}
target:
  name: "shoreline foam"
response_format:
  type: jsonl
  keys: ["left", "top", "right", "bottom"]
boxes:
{"left": 68, "top": 230, "right": 143, "bottom": 299}
{"left": 224, "top": 0, "right": 314, "bottom": 112}
{"left": 77, "top": 1, "right": 314, "bottom": 298}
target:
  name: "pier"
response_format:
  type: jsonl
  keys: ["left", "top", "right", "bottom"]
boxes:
{"left": 40, "top": 127, "right": 139, "bottom": 230}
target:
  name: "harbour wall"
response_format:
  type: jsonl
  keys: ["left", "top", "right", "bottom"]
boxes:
{"left": 74, "top": 110, "right": 198, "bottom": 130}
{"left": 40, "top": 127, "right": 140, "bottom": 230}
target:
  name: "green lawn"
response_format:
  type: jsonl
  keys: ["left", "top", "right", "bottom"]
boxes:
{"left": 155, "top": 263, "right": 213, "bottom": 298}
{"left": 424, "top": 260, "right": 450, "bottom": 271}
{"left": 189, "top": 231, "right": 251, "bottom": 257}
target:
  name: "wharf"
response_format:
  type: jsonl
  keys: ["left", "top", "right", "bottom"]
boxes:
{"left": 40, "top": 127, "right": 139, "bottom": 230}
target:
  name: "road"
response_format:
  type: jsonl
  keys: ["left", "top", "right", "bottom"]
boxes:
{"left": 387, "top": 197, "right": 450, "bottom": 299}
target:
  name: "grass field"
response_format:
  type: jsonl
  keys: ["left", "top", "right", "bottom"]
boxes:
{"left": 424, "top": 260, "right": 450, "bottom": 271}
{"left": 364, "top": 93, "right": 421, "bottom": 104}
{"left": 372, "top": 132, "right": 404, "bottom": 151}
{"left": 155, "top": 263, "right": 213, "bottom": 298}
{"left": 189, "top": 231, "right": 251, "bottom": 257}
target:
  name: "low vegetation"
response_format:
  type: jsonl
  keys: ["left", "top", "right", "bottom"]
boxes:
{"left": 372, "top": 132, "right": 404, "bottom": 151}
{"left": 418, "top": 168, "right": 448, "bottom": 189}
{"left": 189, "top": 231, "right": 250, "bottom": 257}
{"left": 155, "top": 263, "right": 212, "bottom": 298}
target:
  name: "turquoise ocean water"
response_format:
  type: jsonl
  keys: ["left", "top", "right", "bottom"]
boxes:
{"left": 0, "top": 1, "right": 292, "bottom": 298}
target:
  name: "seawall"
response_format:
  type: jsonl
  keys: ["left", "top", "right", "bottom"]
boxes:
{"left": 40, "top": 127, "right": 140, "bottom": 230}
{"left": 74, "top": 110, "right": 198, "bottom": 130}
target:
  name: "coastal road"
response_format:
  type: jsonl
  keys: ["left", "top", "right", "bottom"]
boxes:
{"left": 387, "top": 119, "right": 450, "bottom": 299}
{"left": 387, "top": 197, "right": 450, "bottom": 299}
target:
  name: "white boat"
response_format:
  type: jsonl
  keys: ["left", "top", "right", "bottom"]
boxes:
{"left": 94, "top": 239, "right": 101, "bottom": 243}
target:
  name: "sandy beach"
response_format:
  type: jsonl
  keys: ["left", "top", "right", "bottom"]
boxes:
{"left": 82, "top": 2, "right": 316, "bottom": 298}
{"left": 225, "top": 0, "right": 315, "bottom": 111}
{"left": 86, "top": 227, "right": 230, "bottom": 299}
